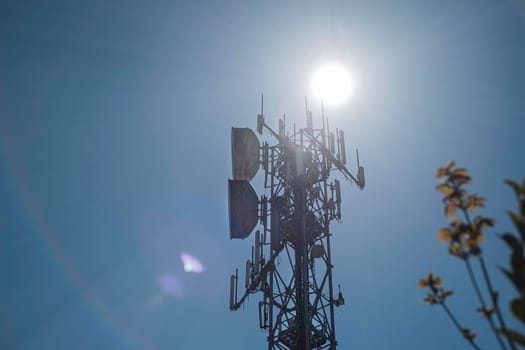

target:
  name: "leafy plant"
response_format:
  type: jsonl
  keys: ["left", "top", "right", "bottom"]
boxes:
{"left": 418, "top": 161, "right": 525, "bottom": 349}
{"left": 498, "top": 179, "right": 525, "bottom": 347}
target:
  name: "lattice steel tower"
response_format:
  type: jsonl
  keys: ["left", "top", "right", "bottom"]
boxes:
{"left": 228, "top": 97, "right": 365, "bottom": 350}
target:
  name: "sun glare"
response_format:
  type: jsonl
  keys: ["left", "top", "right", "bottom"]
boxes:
{"left": 311, "top": 63, "right": 357, "bottom": 106}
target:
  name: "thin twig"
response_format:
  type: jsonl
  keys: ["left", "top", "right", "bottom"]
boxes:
{"left": 478, "top": 255, "right": 517, "bottom": 350}
{"left": 460, "top": 207, "right": 509, "bottom": 350}
{"left": 465, "top": 259, "right": 488, "bottom": 311}
{"left": 440, "top": 301, "right": 482, "bottom": 350}
{"left": 465, "top": 259, "right": 508, "bottom": 350}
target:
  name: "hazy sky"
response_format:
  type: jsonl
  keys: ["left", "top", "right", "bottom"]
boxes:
{"left": 1, "top": 1, "right": 525, "bottom": 349}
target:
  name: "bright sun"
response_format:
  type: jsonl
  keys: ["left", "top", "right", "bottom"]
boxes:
{"left": 311, "top": 63, "right": 357, "bottom": 106}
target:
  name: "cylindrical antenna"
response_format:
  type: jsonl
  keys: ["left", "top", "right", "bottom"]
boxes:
{"left": 261, "top": 93, "right": 264, "bottom": 115}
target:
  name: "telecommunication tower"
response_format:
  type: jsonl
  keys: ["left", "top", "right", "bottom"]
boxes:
{"left": 228, "top": 96, "right": 365, "bottom": 350}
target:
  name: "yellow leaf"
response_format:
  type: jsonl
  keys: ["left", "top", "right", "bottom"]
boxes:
{"left": 436, "top": 183, "right": 453, "bottom": 195}
{"left": 467, "top": 202, "right": 477, "bottom": 212}
{"left": 477, "top": 197, "right": 486, "bottom": 206}
{"left": 442, "top": 187, "right": 454, "bottom": 197}
{"left": 437, "top": 229, "right": 452, "bottom": 243}
{"left": 479, "top": 217, "right": 494, "bottom": 228}
{"left": 455, "top": 176, "right": 472, "bottom": 185}
{"left": 417, "top": 279, "right": 428, "bottom": 288}
{"left": 453, "top": 168, "right": 469, "bottom": 177}
{"left": 435, "top": 161, "right": 456, "bottom": 178}
{"left": 464, "top": 239, "right": 476, "bottom": 247}
{"left": 450, "top": 219, "right": 463, "bottom": 227}
{"left": 445, "top": 204, "right": 456, "bottom": 219}
{"left": 449, "top": 245, "right": 467, "bottom": 259}
{"left": 435, "top": 169, "right": 448, "bottom": 178}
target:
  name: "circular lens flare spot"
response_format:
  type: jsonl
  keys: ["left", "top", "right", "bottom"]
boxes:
{"left": 180, "top": 252, "right": 204, "bottom": 273}
{"left": 311, "top": 63, "right": 357, "bottom": 106}
{"left": 158, "top": 274, "right": 184, "bottom": 298}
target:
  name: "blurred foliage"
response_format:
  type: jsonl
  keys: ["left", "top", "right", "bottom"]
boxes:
{"left": 435, "top": 161, "right": 494, "bottom": 260}
{"left": 418, "top": 162, "right": 525, "bottom": 349}
{"left": 418, "top": 271, "right": 478, "bottom": 346}
{"left": 418, "top": 271, "right": 454, "bottom": 304}
{"left": 498, "top": 179, "right": 525, "bottom": 347}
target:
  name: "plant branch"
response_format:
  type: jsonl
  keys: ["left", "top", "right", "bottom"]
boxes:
{"left": 440, "top": 301, "right": 482, "bottom": 350}
{"left": 465, "top": 259, "right": 508, "bottom": 350}
{"left": 478, "top": 255, "right": 518, "bottom": 350}
{"left": 460, "top": 208, "right": 510, "bottom": 350}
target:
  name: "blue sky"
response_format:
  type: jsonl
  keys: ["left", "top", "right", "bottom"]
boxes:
{"left": 1, "top": 1, "right": 524, "bottom": 349}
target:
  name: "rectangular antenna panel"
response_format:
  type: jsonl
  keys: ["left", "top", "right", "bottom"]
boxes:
{"left": 271, "top": 196, "right": 284, "bottom": 250}
{"left": 245, "top": 260, "right": 251, "bottom": 288}
{"left": 262, "top": 143, "right": 269, "bottom": 171}
{"left": 295, "top": 146, "right": 305, "bottom": 176}
{"left": 259, "top": 302, "right": 268, "bottom": 329}
{"left": 358, "top": 166, "right": 366, "bottom": 189}
{"left": 229, "top": 275, "right": 235, "bottom": 310}
{"left": 335, "top": 179, "right": 342, "bottom": 219}
{"left": 279, "top": 119, "right": 285, "bottom": 137}
{"left": 329, "top": 133, "right": 336, "bottom": 154}
{"left": 257, "top": 114, "right": 264, "bottom": 134}
{"left": 339, "top": 130, "right": 347, "bottom": 165}
{"left": 306, "top": 111, "right": 313, "bottom": 132}
{"left": 261, "top": 196, "right": 268, "bottom": 228}
{"left": 335, "top": 179, "right": 341, "bottom": 204}
{"left": 254, "top": 231, "right": 261, "bottom": 274}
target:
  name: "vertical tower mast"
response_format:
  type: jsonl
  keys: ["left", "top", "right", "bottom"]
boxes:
{"left": 228, "top": 98, "right": 365, "bottom": 350}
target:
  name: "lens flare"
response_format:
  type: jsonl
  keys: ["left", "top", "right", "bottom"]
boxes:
{"left": 180, "top": 252, "right": 205, "bottom": 273}
{"left": 158, "top": 274, "right": 184, "bottom": 298}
